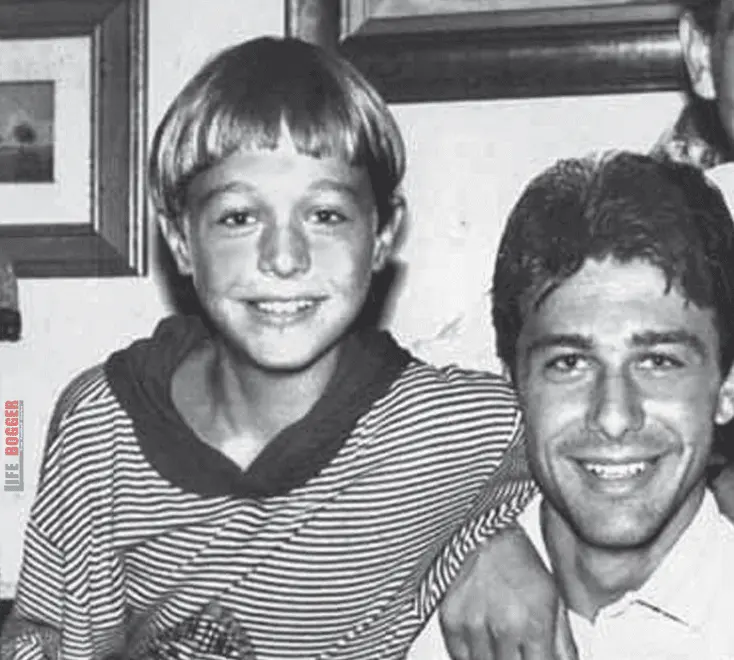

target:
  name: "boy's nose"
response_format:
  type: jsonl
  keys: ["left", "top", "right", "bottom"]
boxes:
{"left": 257, "top": 223, "right": 310, "bottom": 278}
{"left": 586, "top": 369, "right": 644, "bottom": 441}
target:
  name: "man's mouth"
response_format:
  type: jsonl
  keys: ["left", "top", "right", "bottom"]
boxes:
{"left": 580, "top": 461, "right": 651, "bottom": 480}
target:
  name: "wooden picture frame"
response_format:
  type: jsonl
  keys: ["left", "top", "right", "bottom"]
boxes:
{"left": 0, "top": 0, "right": 147, "bottom": 278}
{"left": 287, "top": 1, "right": 684, "bottom": 104}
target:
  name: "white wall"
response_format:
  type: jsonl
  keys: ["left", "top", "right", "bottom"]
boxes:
{"left": 0, "top": 0, "right": 683, "bottom": 593}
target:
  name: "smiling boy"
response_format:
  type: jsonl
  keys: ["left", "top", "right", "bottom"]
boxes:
{"left": 0, "top": 37, "right": 557, "bottom": 660}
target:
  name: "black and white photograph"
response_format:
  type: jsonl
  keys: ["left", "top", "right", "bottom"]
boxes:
{"left": 1, "top": 0, "right": 734, "bottom": 658}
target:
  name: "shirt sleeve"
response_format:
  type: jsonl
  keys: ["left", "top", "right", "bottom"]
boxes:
{"left": 1, "top": 522, "right": 64, "bottom": 660}
{"left": 1, "top": 367, "right": 127, "bottom": 660}
{"left": 415, "top": 417, "right": 539, "bottom": 618}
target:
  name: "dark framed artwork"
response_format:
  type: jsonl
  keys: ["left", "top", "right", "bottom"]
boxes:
{"left": 287, "top": 0, "right": 684, "bottom": 103}
{"left": 0, "top": 0, "right": 147, "bottom": 278}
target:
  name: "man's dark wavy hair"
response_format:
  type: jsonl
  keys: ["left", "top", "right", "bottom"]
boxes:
{"left": 492, "top": 151, "right": 734, "bottom": 379}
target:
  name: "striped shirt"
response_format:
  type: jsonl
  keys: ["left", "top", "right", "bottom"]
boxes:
{"left": 3, "top": 330, "right": 535, "bottom": 659}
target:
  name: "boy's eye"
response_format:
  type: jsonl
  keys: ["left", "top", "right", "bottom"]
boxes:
{"left": 309, "top": 209, "right": 348, "bottom": 225}
{"left": 217, "top": 211, "right": 257, "bottom": 228}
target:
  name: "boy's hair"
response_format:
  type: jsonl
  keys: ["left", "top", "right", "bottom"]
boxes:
{"left": 681, "top": 0, "right": 724, "bottom": 34}
{"left": 492, "top": 151, "right": 734, "bottom": 377}
{"left": 148, "top": 37, "right": 405, "bottom": 230}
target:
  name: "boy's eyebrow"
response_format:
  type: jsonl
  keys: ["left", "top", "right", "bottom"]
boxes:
{"left": 307, "top": 179, "right": 365, "bottom": 199}
{"left": 188, "top": 181, "right": 257, "bottom": 208}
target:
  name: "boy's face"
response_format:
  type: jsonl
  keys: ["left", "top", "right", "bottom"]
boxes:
{"left": 514, "top": 257, "right": 734, "bottom": 554}
{"left": 161, "top": 134, "right": 399, "bottom": 375}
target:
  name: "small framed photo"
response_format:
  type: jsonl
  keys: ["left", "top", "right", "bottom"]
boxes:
{"left": 0, "top": 0, "right": 147, "bottom": 278}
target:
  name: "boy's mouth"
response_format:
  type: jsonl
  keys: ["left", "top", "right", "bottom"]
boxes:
{"left": 249, "top": 298, "right": 321, "bottom": 316}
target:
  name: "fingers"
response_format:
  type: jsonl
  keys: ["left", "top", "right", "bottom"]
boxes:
{"left": 553, "top": 603, "right": 579, "bottom": 660}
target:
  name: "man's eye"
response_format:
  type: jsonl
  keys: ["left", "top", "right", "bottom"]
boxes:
{"left": 217, "top": 211, "right": 257, "bottom": 227}
{"left": 637, "top": 353, "right": 684, "bottom": 371}
{"left": 545, "top": 354, "right": 588, "bottom": 374}
{"left": 309, "top": 209, "right": 348, "bottom": 225}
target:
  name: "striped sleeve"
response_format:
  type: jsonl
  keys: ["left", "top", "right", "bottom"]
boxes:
{"left": 1, "top": 366, "right": 127, "bottom": 660}
{"left": 1, "top": 523, "right": 63, "bottom": 660}
{"left": 416, "top": 411, "right": 538, "bottom": 617}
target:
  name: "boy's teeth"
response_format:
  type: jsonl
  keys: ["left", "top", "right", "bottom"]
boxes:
{"left": 582, "top": 461, "right": 648, "bottom": 479}
{"left": 254, "top": 299, "right": 314, "bottom": 314}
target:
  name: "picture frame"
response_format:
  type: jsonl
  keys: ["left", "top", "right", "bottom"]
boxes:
{"left": 287, "top": 0, "right": 684, "bottom": 104}
{"left": 0, "top": 0, "right": 147, "bottom": 278}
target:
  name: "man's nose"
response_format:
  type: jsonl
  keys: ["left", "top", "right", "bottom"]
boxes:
{"left": 586, "top": 368, "right": 644, "bottom": 441}
{"left": 257, "top": 222, "right": 310, "bottom": 278}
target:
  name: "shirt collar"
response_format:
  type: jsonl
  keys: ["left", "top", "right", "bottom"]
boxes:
{"left": 520, "top": 490, "right": 727, "bottom": 631}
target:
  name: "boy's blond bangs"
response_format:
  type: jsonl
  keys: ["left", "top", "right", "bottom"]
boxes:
{"left": 148, "top": 38, "right": 406, "bottom": 228}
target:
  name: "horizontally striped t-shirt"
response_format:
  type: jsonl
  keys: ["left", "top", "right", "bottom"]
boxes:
{"left": 4, "top": 324, "right": 535, "bottom": 659}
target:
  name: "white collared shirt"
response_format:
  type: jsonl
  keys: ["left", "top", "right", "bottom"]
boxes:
{"left": 521, "top": 491, "right": 734, "bottom": 660}
{"left": 409, "top": 490, "right": 734, "bottom": 659}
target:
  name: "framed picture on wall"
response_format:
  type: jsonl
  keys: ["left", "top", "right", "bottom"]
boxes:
{"left": 0, "top": 0, "right": 147, "bottom": 278}
{"left": 289, "top": 0, "right": 684, "bottom": 103}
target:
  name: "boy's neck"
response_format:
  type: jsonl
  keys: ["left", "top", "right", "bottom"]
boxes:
{"left": 171, "top": 338, "right": 342, "bottom": 465}
{"left": 540, "top": 486, "right": 705, "bottom": 621}
{"left": 210, "top": 339, "right": 341, "bottom": 439}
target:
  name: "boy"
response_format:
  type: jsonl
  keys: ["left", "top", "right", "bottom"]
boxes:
{"left": 1, "top": 37, "right": 550, "bottom": 659}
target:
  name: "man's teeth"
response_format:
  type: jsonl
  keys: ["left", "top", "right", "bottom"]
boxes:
{"left": 582, "top": 461, "right": 648, "bottom": 479}
{"left": 254, "top": 299, "right": 315, "bottom": 314}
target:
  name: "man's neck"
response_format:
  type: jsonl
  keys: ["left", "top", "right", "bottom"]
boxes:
{"left": 540, "top": 487, "right": 705, "bottom": 621}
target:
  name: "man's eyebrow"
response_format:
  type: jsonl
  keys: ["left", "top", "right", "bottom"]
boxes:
{"left": 526, "top": 334, "right": 593, "bottom": 354}
{"left": 630, "top": 330, "right": 709, "bottom": 357}
{"left": 526, "top": 330, "right": 709, "bottom": 358}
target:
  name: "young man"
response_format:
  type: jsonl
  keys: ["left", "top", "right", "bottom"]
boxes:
{"left": 415, "top": 151, "right": 734, "bottom": 658}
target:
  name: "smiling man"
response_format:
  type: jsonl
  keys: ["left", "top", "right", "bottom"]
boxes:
{"left": 411, "top": 150, "right": 734, "bottom": 659}
{"left": 491, "top": 151, "right": 734, "bottom": 658}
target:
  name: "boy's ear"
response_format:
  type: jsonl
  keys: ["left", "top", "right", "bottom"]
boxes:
{"left": 715, "top": 363, "right": 734, "bottom": 426}
{"left": 372, "top": 195, "right": 406, "bottom": 272}
{"left": 679, "top": 11, "right": 717, "bottom": 101}
{"left": 158, "top": 214, "right": 194, "bottom": 276}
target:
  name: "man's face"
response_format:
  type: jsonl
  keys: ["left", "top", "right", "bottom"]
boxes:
{"left": 515, "top": 257, "right": 734, "bottom": 553}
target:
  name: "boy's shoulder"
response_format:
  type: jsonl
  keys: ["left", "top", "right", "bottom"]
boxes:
{"left": 399, "top": 356, "right": 517, "bottom": 399}
{"left": 47, "top": 362, "right": 116, "bottom": 441}
{"left": 379, "top": 356, "right": 521, "bottom": 427}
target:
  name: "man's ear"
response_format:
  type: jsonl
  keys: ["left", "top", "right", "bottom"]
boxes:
{"left": 372, "top": 195, "right": 406, "bottom": 272}
{"left": 715, "top": 363, "right": 734, "bottom": 426}
{"left": 158, "top": 214, "right": 193, "bottom": 276}
{"left": 679, "top": 11, "right": 717, "bottom": 101}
